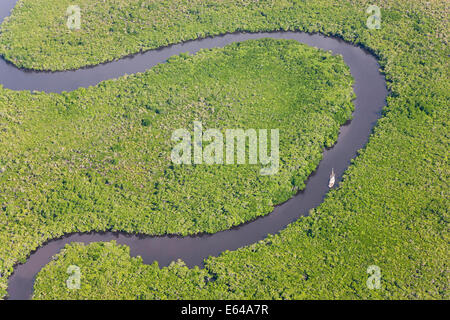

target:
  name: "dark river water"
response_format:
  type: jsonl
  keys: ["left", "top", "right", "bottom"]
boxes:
{"left": 1, "top": 0, "right": 388, "bottom": 299}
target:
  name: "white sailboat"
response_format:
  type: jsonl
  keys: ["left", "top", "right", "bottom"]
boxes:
{"left": 328, "top": 168, "right": 335, "bottom": 188}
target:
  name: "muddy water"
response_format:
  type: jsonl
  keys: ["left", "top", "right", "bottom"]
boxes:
{"left": 1, "top": 0, "right": 388, "bottom": 300}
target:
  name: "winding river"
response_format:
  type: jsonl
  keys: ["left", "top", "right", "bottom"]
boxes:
{"left": 1, "top": 0, "right": 388, "bottom": 300}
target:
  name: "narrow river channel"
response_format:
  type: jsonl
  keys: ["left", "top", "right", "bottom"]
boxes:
{"left": 1, "top": 0, "right": 388, "bottom": 300}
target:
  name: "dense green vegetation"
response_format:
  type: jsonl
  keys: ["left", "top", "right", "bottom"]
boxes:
{"left": 0, "top": 0, "right": 448, "bottom": 299}
{"left": 2, "top": 0, "right": 446, "bottom": 72}
{"left": 33, "top": 241, "right": 211, "bottom": 300}
{"left": 0, "top": 0, "right": 401, "bottom": 71}
{"left": 0, "top": 38, "right": 355, "bottom": 298}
